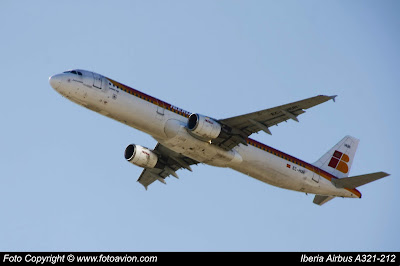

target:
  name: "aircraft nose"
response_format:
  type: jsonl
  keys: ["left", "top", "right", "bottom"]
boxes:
{"left": 49, "top": 74, "right": 61, "bottom": 90}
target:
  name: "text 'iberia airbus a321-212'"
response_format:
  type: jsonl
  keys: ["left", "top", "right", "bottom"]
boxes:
{"left": 49, "top": 69, "right": 389, "bottom": 205}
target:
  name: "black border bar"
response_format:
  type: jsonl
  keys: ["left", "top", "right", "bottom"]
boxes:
{"left": 1, "top": 252, "right": 399, "bottom": 264}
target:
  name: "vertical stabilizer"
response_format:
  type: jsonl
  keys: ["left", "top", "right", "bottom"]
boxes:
{"left": 313, "top": 136, "right": 359, "bottom": 179}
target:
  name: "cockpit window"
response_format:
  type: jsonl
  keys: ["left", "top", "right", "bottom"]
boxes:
{"left": 63, "top": 70, "right": 82, "bottom": 75}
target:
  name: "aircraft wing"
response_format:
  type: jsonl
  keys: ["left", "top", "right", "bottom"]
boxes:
{"left": 213, "top": 95, "right": 337, "bottom": 150}
{"left": 137, "top": 143, "right": 199, "bottom": 189}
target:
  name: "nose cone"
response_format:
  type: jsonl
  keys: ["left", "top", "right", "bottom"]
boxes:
{"left": 49, "top": 74, "right": 61, "bottom": 90}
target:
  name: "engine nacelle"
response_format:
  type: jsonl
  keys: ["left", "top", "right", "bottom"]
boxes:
{"left": 187, "top": 113, "right": 221, "bottom": 140}
{"left": 124, "top": 144, "right": 158, "bottom": 168}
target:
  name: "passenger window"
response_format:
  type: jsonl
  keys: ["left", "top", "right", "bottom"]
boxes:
{"left": 77, "top": 72, "right": 82, "bottom": 75}
{"left": 71, "top": 70, "right": 77, "bottom": 75}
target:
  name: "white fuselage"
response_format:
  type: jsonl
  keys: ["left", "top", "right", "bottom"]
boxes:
{"left": 50, "top": 70, "right": 360, "bottom": 198}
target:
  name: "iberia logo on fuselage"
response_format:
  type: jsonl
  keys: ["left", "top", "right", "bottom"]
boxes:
{"left": 328, "top": 150, "right": 349, "bottom": 174}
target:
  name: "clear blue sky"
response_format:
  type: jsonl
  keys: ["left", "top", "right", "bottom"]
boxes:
{"left": 1, "top": 0, "right": 399, "bottom": 251}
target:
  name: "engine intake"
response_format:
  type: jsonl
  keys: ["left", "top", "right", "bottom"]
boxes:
{"left": 124, "top": 144, "right": 158, "bottom": 168}
{"left": 188, "top": 113, "right": 221, "bottom": 140}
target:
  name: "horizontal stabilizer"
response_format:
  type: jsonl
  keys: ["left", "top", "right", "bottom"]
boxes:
{"left": 313, "top": 195, "right": 335, "bottom": 206}
{"left": 331, "top": 172, "right": 389, "bottom": 189}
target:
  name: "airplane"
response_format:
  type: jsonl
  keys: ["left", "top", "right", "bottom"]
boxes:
{"left": 49, "top": 69, "right": 389, "bottom": 205}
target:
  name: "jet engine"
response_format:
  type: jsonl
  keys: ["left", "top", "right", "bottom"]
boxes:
{"left": 187, "top": 113, "right": 221, "bottom": 140}
{"left": 124, "top": 144, "right": 158, "bottom": 168}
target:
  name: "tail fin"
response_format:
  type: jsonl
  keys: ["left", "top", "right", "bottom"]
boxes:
{"left": 313, "top": 135, "right": 359, "bottom": 179}
{"left": 312, "top": 136, "right": 390, "bottom": 206}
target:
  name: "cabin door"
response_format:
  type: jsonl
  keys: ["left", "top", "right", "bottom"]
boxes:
{"left": 93, "top": 73, "right": 102, "bottom": 89}
{"left": 312, "top": 167, "right": 320, "bottom": 183}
